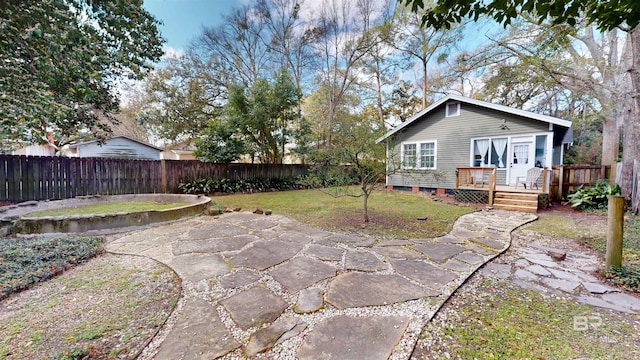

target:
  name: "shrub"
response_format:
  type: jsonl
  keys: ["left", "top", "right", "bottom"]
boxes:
{"left": 178, "top": 173, "right": 360, "bottom": 195}
{"left": 178, "top": 176, "right": 305, "bottom": 195}
{"left": 604, "top": 266, "right": 640, "bottom": 290}
{"left": 0, "top": 236, "right": 104, "bottom": 299}
{"left": 297, "top": 173, "right": 359, "bottom": 188}
{"left": 565, "top": 180, "right": 621, "bottom": 211}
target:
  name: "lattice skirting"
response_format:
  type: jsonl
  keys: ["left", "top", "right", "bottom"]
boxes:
{"left": 454, "top": 189, "right": 489, "bottom": 204}
{"left": 455, "top": 190, "right": 549, "bottom": 209}
{"left": 538, "top": 193, "right": 549, "bottom": 209}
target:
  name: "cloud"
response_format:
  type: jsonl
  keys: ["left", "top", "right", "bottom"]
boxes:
{"left": 162, "top": 45, "right": 185, "bottom": 59}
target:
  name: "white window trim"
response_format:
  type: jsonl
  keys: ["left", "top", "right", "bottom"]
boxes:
{"left": 470, "top": 136, "right": 509, "bottom": 169}
{"left": 401, "top": 142, "right": 417, "bottom": 169}
{"left": 445, "top": 102, "right": 460, "bottom": 117}
{"left": 401, "top": 140, "right": 437, "bottom": 170}
{"left": 470, "top": 132, "right": 553, "bottom": 169}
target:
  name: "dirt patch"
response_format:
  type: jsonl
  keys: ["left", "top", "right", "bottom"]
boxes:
{"left": 541, "top": 201, "right": 608, "bottom": 221}
{"left": 0, "top": 253, "right": 180, "bottom": 359}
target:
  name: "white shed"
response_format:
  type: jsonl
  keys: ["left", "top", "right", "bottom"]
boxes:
{"left": 68, "top": 135, "right": 163, "bottom": 160}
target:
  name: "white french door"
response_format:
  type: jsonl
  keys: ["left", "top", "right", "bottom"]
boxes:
{"left": 509, "top": 139, "right": 534, "bottom": 185}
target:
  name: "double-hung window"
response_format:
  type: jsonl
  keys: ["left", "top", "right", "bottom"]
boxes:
{"left": 402, "top": 143, "right": 416, "bottom": 168}
{"left": 402, "top": 141, "right": 436, "bottom": 169}
{"left": 419, "top": 143, "right": 435, "bottom": 168}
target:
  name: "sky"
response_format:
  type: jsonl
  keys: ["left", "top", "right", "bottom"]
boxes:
{"left": 144, "top": 0, "right": 498, "bottom": 60}
{"left": 143, "top": 0, "right": 245, "bottom": 54}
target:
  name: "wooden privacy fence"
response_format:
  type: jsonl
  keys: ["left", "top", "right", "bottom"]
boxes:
{"left": 162, "top": 161, "right": 310, "bottom": 193}
{"left": 550, "top": 164, "right": 612, "bottom": 201}
{"left": 0, "top": 155, "right": 310, "bottom": 203}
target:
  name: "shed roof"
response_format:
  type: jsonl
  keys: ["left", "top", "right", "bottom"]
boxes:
{"left": 68, "top": 135, "right": 163, "bottom": 151}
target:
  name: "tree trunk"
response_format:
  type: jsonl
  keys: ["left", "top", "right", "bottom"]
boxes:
{"left": 375, "top": 65, "right": 385, "bottom": 128}
{"left": 327, "top": 100, "right": 335, "bottom": 148}
{"left": 421, "top": 59, "right": 428, "bottom": 109}
{"left": 621, "top": 27, "right": 640, "bottom": 201}
{"left": 362, "top": 189, "right": 370, "bottom": 223}
{"left": 601, "top": 115, "right": 619, "bottom": 165}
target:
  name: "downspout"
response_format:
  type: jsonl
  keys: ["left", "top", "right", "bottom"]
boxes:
{"left": 386, "top": 141, "right": 390, "bottom": 186}
{"left": 548, "top": 125, "right": 555, "bottom": 195}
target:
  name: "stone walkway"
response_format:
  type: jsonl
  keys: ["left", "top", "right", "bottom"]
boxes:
{"left": 483, "top": 240, "right": 640, "bottom": 314}
{"left": 106, "top": 209, "right": 536, "bottom": 359}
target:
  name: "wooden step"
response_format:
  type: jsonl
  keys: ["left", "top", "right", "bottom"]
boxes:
{"left": 492, "top": 191, "right": 539, "bottom": 213}
{"left": 494, "top": 192, "right": 539, "bottom": 200}
{"left": 493, "top": 198, "right": 538, "bottom": 207}
{"left": 492, "top": 203, "right": 538, "bottom": 213}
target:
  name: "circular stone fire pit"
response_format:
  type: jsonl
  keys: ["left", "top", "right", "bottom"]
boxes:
{"left": 0, "top": 194, "right": 211, "bottom": 234}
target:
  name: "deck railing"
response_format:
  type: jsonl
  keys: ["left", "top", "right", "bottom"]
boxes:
{"left": 457, "top": 166, "right": 549, "bottom": 202}
{"left": 455, "top": 167, "right": 494, "bottom": 189}
{"left": 488, "top": 168, "right": 497, "bottom": 206}
{"left": 456, "top": 167, "right": 497, "bottom": 205}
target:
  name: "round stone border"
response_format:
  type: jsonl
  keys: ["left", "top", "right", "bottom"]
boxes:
{"left": 1, "top": 194, "right": 211, "bottom": 234}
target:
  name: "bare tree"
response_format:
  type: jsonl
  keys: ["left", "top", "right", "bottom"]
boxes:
{"left": 312, "top": 0, "right": 383, "bottom": 146}
{"left": 198, "top": 5, "right": 272, "bottom": 86}
{"left": 356, "top": 0, "right": 397, "bottom": 128}
{"left": 390, "top": 2, "right": 465, "bottom": 108}
{"left": 259, "top": 0, "right": 319, "bottom": 94}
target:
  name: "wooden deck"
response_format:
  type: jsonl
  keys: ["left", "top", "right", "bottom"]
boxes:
{"left": 458, "top": 184, "right": 543, "bottom": 194}
{"left": 456, "top": 167, "right": 549, "bottom": 212}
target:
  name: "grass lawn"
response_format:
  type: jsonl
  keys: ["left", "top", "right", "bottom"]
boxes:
{"left": 213, "top": 188, "right": 475, "bottom": 239}
{"left": 529, "top": 210, "right": 640, "bottom": 291}
{"left": 23, "top": 201, "right": 189, "bottom": 217}
{"left": 3, "top": 191, "right": 638, "bottom": 359}
{"left": 416, "top": 277, "right": 640, "bottom": 359}
{"left": 587, "top": 215, "right": 640, "bottom": 290}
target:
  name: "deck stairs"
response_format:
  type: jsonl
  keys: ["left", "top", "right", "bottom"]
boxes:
{"left": 492, "top": 191, "right": 539, "bottom": 213}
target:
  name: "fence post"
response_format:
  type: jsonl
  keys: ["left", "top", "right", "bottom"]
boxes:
{"left": 558, "top": 165, "right": 564, "bottom": 200}
{"left": 488, "top": 169, "right": 496, "bottom": 206}
{"left": 160, "top": 159, "right": 167, "bottom": 193}
{"left": 609, "top": 162, "right": 616, "bottom": 186}
{"left": 606, "top": 195, "right": 625, "bottom": 269}
{"left": 633, "top": 160, "right": 639, "bottom": 214}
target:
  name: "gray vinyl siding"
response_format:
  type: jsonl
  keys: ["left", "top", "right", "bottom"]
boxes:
{"left": 552, "top": 145, "right": 563, "bottom": 164}
{"left": 387, "top": 102, "right": 551, "bottom": 189}
{"left": 75, "top": 138, "right": 161, "bottom": 160}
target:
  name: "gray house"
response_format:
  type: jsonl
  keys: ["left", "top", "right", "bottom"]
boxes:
{"left": 68, "top": 135, "right": 163, "bottom": 160}
{"left": 377, "top": 94, "right": 573, "bottom": 194}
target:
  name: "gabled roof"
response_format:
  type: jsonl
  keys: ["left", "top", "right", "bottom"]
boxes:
{"left": 377, "top": 94, "right": 572, "bottom": 143}
{"left": 68, "top": 135, "right": 163, "bottom": 151}
{"left": 164, "top": 139, "right": 196, "bottom": 151}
